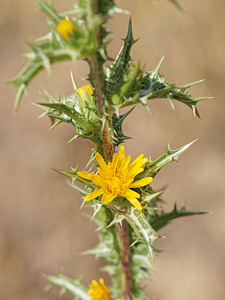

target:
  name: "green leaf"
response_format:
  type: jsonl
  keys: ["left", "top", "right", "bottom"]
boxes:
{"left": 99, "top": 0, "right": 115, "bottom": 16}
{"left": 10, "top": 1, "right": 104, "bottom": 111}
{"left": 46, "top": 273, "right": 89, "bottom": 300}
{"left": 139, "top": 140, "right": 196, "bottom": 178}
{"left": 111, "top": 65, "right": 140, "bottom": 106}
{"left": 9, "top": 44, "right": 77, "bottom": 111}
{"left": 149, "top": 203, "right": 207, "bottom": 231}
{"left": 38, "top": 102, "right": 96, "bottom": 132}
{"left": 124, "top": 207, "right": 157, "bottom": 267}
{"left": 36, "top": 0, "right": 62, "bottom": 23}
{"left": 105, "top": 19, "right": 137, "bottom": 100}
{"left": 106, "top": 205, "right": 157, "bottom": 268}
{"left": 112, "top": 107, "right": 135, "bottom": 145}
{"left": 116, "top": 57, "right": 207, "bottom": 117}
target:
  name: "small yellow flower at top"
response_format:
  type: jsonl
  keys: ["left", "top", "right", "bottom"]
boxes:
{"left": 56, "top": 18, "right": 75, "bottom": 40}
{"left": 78, "top": 146, "right": 153, "bottom": 211}
{"left": 76, "top": 85, "right": 93, "bottom": 101}
{"left": 88, "top": 278, "right": 120, "bottom": 300}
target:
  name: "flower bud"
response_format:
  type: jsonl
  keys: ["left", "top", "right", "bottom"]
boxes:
{"left": 57, "top": 18, "right": 75, "bottom": 40}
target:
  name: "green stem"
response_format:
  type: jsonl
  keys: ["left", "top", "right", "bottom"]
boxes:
{"left": 88, "top": 1, "right": 133, "bottom": 298}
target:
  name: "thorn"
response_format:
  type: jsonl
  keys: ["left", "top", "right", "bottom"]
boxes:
{"left": 153, "top": 56, "right": 165, "bottom": 74}
{"left": 129, "top": 239, "right": 139, "bottom": 247}
{"left": 14, "top": 83, "right": 27, "bottom": 112}
{"left": 194, "top": 96, "right": 210, "bottom": 101}
{"left": 68, "top": 134, "right": 79, "bottom": 143}
{"left": 70, "top": 72, "right": 77, "bottom": 90}
{"left": 180, "top": 79, "right": 206, "bottom": 89}
{"left": 95, "top": 225, "right": 104, "bottom": 232}
{"left": 91, "top": 203, "right": 102, "bottom": 221}
{"left": 50, "top": 121, "right": 61, "bottom": 129}
{"left": 192, "top": 104, "right": 197, "bottom": 117}
{"left": 182, "top": 138, "right": 198, "bottom": 150}
{"left": 80, "top": 200, "right": 86, "bottom": 210}
{"left": 168, "top": 96, "right": 175, "bottom": 110}
{"left": 159, "top": 235, "right": 167, "bottom": 239}
{"left": 144, "top": 103, "right": 152, "bottom": 115}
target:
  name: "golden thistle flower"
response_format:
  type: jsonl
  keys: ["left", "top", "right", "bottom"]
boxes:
{"left": 78, "top": 146, "right": 153, "bottom": 211}
{"left": 56, "top": 18, "right": 75, "bottom": 40}
{"left": 88, "top": 278, "right": 120, "bottom": 300}
{"left": 76, "top": 85, "right": 93, "bottom": 101}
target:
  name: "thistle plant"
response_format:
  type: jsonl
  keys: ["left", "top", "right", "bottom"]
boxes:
{"left": 10, "top": 0, "right": 207, "bottom": 299}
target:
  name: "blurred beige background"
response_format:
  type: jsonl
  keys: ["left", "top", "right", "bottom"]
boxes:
{"left": 1, "top": 0, "right": 225, "bottom": 299}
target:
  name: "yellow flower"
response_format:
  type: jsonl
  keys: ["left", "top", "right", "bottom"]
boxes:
{"left": 88, "top": 278, "right": 120, "bottom": 300}
{"left": 56, "top": 18, "right": 75, "bottom": 40}
{"left": 76, "top": 85, "right": 93, "bottom": 101}
{"left": 78, "top": 146, "right": 153, "bottom": 211}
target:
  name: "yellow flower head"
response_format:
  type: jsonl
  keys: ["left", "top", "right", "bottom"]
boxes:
{"left": 88, "top": 278, "right": 120, "bottom": 300}
{"left": 56, "top": 18, "right": 75, "bottom": 40}
{"left": 78, "top": 146, "right": 153, "bottom": 211}
{"left": 76, "top": 85, "right": 93, "bottom": 101}
{"left": 88, "top": 278, "right": 111, "bottom": 300}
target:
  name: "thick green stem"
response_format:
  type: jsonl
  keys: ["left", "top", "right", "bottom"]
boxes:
{"left": 88, "top": 0, "right": 133, "bottom": 298}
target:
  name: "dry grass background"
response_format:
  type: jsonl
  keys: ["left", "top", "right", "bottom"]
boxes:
{"left": 1, "top": 0, "right": 225, "bottom": 299}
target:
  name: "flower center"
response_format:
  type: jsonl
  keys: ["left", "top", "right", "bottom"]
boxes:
{"left": 108, "top": 175, "right": 123, "bottom": 196}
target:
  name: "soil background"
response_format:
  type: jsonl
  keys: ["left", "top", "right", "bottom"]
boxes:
{"left": 1, "top": 0, "right": 225, "bottom": 299}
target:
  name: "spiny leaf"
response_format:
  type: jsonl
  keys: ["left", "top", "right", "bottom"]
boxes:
{"left": 112, "top": 106, "right": 135, "bottom": 146}
{"left": 149, "top": 203, "right": 207, "bottom": 231}
{"left": 46, "top": 273, "right": 89, "bottom": 300}
{"left": 37, "top": 0, "right": 62, "bottom": 23}
{"left": 139, "top": 140, "right": 196, "bottom": 178}
{"left": 105, "top": 18, "right": 137, "bottom": 99}
{"left": 38, "top": 102, "right": 96, "bottom": 132}
{"left": 10, "top": 0, "right": 104, "bottom": 111}
{"left": 53, "top": 167, "right": 78, "bottom": 181}
{"left": 53, "top": 167, "right": 96, "bottom": 189}
{"left": 106, "top": 205, "right": 158, "bottom": 268}
{"left": 117, "top": 57, "right": 206, "bottom": 117}
{"left": 111, "top": 64, "right": 140, "bottom": 106}
{"left": 124, "top": 207, "right": 157, "bottom": 267}
{"left": 112, "top": 18, "right": 136, "bottom": 73}
{"left": 9, "top": 45, "right": 76, "bottom": 111}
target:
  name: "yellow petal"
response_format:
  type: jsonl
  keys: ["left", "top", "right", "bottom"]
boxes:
{"left": 101, "top": 193, "right": 116, "bottom": 204}
{"left": 127, "top": 167, "right": 144, "bottom": 179}
{"left": 123, "top": 177, "right": 134, "bottom": 187}
{"left": 95, "top": 152, "right": 108, "bottom": 172}
{"left": 77, "top": 171, "right": 94, "bottom": 180}
{"left": 126, "top": 197, "right": 143, "bottom": 211}
{"left": 123, "top": 189, "right": 140, "bottom": 199}
{"left": 118, "top": 146, "right": 125, "bottom": 168}
{"left": 121, "top": 154, "right": 131, "bottom": 170}
{"left": 84, "top": 85, "right": 93, "bottom": 96}
{"left": 128, "top": 153, "right": 144, "bottom": 170}
{"left": 110, "top": 153, "right": 118, "bottom": 174}
{"left": 78, "top": 171, "right": 102, "bottom": 186}
{"left": 97, "top": 167, "right": 104, "bottom": 177}
{"left": 129, "top": 177, "right": 153, "bottom": 188}
{"left": 112, "top": 152, "right": 118, "bottom": 166}
{"left": 84, "top": 189, "right": 104, "bottom": 201}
